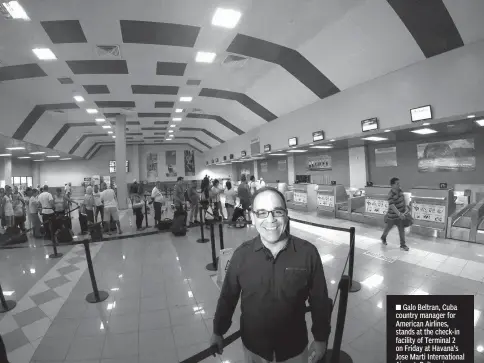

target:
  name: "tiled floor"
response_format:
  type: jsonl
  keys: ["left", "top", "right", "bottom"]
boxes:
{"left": 1, "top": 208, "right": 484, "bottom": 362}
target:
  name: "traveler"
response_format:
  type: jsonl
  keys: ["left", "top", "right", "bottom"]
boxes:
{"left": 101, "top": 183, "right": 122, "bottom": 235}
{"left": 2, "top": 186, "right": 14, "bottom": 228}
{"left": 224, "top": 181, "right": 237, "bottom": 225}
{"left": 381, "top": 177, "right": 410, "bottom": 251}
{"left": 237, "top": 175, "right": 252, "bottom": 223}
{"left": 12, "top": 193, "right": 25, "bottom": 231}
{"left": 93, "top": 185, "right": 103, "bottom": 224}
{"left": 173, "top": 177, "right": 185, "bottom": 211}
{"left": 82, "top": 186, "right": 95, "bottom": 225}
{"left": 210, "top": 179, "right": 224, "bottom": 220}
{"left": 259, "top": 177, "right": 266, "bottom": 189}
{"left": 249, "top": 175, "right": 257, "bottom": 195}
{"left": 130, "top": 179, "right": 139, "bottom": 203}
{"left": 132, "top": 194, "right": 144, "bottom": 231}
{"left": 29, "top": 189, "right": 42, "bottom": 238}
{"left": 210, "top": 187, "right": 330, "bottom": 363}
{"left": 0, "top": 188, "right": 5, "bottom": 229}
{"left": 37, "top": 185, "right": 54, "bottom": 239}
{"left": 151, "top": 181, "right": 164, "bottom": 226}
{"left": 187, "top": 180, "right": 200, "bottom": 226}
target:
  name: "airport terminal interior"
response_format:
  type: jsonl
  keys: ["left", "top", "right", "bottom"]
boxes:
{"left": 2, "top": 0, "right": 484, "bottom": 362}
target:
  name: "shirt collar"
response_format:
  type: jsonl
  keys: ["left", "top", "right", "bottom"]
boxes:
{"left": 253, "top": 234, "right": 296, "bottom": 252}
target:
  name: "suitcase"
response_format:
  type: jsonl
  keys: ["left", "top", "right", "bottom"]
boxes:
{"left": 158, "top": 218, "right": 173, "bottom": 231}
{"left": 56, "top": 225, "right": 74, "bottom": 243}
{"left": 172, "top": 210, "right": 187, "bottom": 236}
{"left": 2, "top": 226, "right": 28, "bottom": 244}
{"left": 232, "top": 206, "right": 247, "bottom": 228}
{"left": 89, "top": 222, "right": 103, "bottom": 242}
{"left": 79, "top": 213, "right": 88, "bottom": 233}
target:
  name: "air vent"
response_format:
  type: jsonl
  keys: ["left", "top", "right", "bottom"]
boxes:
{"left": 50, "top": 110, "right": 65, "bottom": 114}
{"left": 186, "top": 79, "right": 201, "bottom": 86}
{"left": 58, "top": 77, "right": 73, "bottom": 84}
{"left": 222, "top": 54, "right": 248, "bottom": 68}
{"left": 191, "top": 108, "right": 203, "bottom": 113}
{"left": 95, "top": 45, "right": 121, "bottom": 58}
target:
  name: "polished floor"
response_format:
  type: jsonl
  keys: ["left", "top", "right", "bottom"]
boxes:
{"left": 1, "top": 208, "right": 484, "bottom": 363}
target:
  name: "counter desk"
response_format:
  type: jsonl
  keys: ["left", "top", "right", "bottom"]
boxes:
{"left": 286, "top": 184, "right": 318, "bottom": 212}
{"left": 316, "top": 184, "right": 348, "bottom": 218}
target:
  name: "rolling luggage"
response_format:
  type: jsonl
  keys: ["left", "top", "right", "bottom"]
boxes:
{"left": 2, "top": 226, "right": 28, "bottom": 244}
{"left": 158, "top": 218, "right": 173, "bottom": 231}
{"left": 172, "top": 208, "right": 187, "bottom": 236}
{"left": 232, "top": 205, "right": 247, "bottom": 228}
{"left": 79, "top": 213, "right": 88, "bottom": 234}
{"left": 56, "top": 225, "right": 73, "bottom": 243}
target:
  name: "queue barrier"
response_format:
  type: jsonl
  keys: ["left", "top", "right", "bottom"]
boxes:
{"left": 205, "top": 223, "right": 225, "bottom": 271}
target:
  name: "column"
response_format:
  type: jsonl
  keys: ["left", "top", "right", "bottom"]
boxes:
{"left": 115, "top": 114, "right": 128, "bottom": 209}
{"left": 131, "top": 144, "right": 140, "bottom": 182}
{"left": 287, "top": 155, "right": 295, "bottom": 184}
{"left": 231, "top": 163, "right": 238, "bottom": 181}
{"left": 32, "top": 161, "right": 40, "bottom": 187}
{"left": 4, "top": 157, "right": 12, "bottom": 187}
{"left": 348, "top": 146, "right": 368, "bottom": 189}
{"left": 253, "top": 160, "right": 258, "bottom": 179}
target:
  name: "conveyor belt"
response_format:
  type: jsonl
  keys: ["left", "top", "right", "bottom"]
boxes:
{"left": 453, "top": 207, "right": 474, "bottom": 228}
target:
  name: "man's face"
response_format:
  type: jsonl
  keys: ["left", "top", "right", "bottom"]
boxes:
{"left": 252, "top": 191, "right": 288, "bottom": 244}
{"left": 392, "top": 180, "right": 400, "bottom": 191}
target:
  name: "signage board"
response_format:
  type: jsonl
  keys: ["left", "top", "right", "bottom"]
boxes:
{"left": 229, "top": 154, "right": 234, "bottom": 159}
{"left": 293, "top": 191, "right": 307, "bottom": 204}
{"left": 288, "top": 137, "right": 298, "bottom": 147}
{"left": 365, "top": 198, "right": 389, "bottom": 214}
{"left": 361, "top": 118, "right": 379, "bottom": 132}
{"left": 223, "top": 156, "right": 227, "bottom": 161}
{"left": 412, "top": 203, "right": 446, "bottom": 223}
{"left": 109, "top": 160, "right": 129, "bottom": 173}
{"left": 264, "top": 144, "right": 271, "bottom": 152}
{"left": 312, "top": 131, "right": 325, "bottom": 142}
{"left": 317, "top": 194, "right": 334, "bottom": 207}
{"left": 410, "top": 105, "right": 432, "bottom": 122}
{"left": 440, "top": 182, "right": 448, "bottom": 189}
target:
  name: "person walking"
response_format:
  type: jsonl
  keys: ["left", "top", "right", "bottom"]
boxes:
{"left": 151, "top": 181, "right": 164, "bottom": 226}
{"left": 381, "top": 177, "right": 410, "bottom": 251}
{"left": 210, "top": 187, "right": 330, "bottom": 363}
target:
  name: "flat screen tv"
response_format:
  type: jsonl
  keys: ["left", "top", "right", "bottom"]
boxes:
{"left": 361, "top": 118, "right": 379, "bottom": 132}
{"left": 312, "top": 131, "right": 324, "bottom": 142}
{"left": 410, "top": 105, "right": 432, "bottom": 122}
{"left": 288, "top": 137, "right": 298, "bottom": 147}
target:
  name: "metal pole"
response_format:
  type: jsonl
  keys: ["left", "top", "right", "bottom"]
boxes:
{"left": 144, "top": 198, "right": 151, "bottom": 228}
{"left": 197, "top": 207, "right": 208, "bottom": 243}
{"left": 0, "top": 282, "right": 16, "bottom": 313}
{"left": 84, "top": 241, "right": 109, "bottom": 303}
{"left": 218, "top": 223, "right": 224, "bottom": 250}
{"left": 348, "top": 227, "right": 361, "bottom": 293}
{"left": 205, "top": 224, "right": 217, "bottom": 271}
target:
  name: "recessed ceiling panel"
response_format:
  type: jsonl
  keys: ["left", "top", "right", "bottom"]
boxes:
{"left": 84, "top": 85, "right": 110, "bottom": 94}
{"left": 67, "top": 60, "right": 128, "bottom": 74}
{"left": 156, "top": 62, "right": 187, "bottom": 76}
{"left": 0, "top": 64, "right": 47, "bottom": 82}
{"left": 132, "top": 85, "right": 179, "bottom": 95}
{"left": 141, "top": 127, "right": 167, "bottom": 130}
{"left": 155, "top": 101, "right": 175, "bottom": 108}
{"left": 154, "top": 121, "right": 169, "bottom": 125}
{"left": 41, "top": 20, "right": 87, "bottom": 44}
{"left": 138, "top": 113, "right": 171, "bottom": 118}
{"left": 95, "top": 101, "right": 136, "bottom": 108}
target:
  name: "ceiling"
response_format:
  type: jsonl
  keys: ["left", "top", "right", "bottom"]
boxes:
{"left": 0, "top": 0, "right": 483, "bottom": 159}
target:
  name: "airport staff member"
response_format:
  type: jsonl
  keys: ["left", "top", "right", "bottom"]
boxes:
{"left": 211, "top": 187, "right": 330, "bottom": 363}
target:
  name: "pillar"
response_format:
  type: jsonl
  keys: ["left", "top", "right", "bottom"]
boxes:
{"left": 231, "top": 163, "right": 238, "bottom": 181}
{"left": 4, "top": 157, "right": 12, "bottom": 187}
{"left": 287, "top": 155, "right": 295, "bottom": 184}
{"left": 253, "top": 160, "right": 258, "bottom": 179}
{"left": 348, "top": 146, "right": 368, "bottom": 189}
{"left": 32, "top": 161, "right": 40, "bottom": 187}
{"left": 115, "top": 114, "right": 128, "bottom": 209}
{"left": 131, "top": 144, "right": 140, "bottom": 182}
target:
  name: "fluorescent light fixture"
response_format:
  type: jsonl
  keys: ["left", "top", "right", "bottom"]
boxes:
{"left": 0, "top": 154, "right": 12, "bottom": 157}
{"left": 180, "top": 96, "right": 193, "bottom": 102}
{"left": 30, "top": 268, "right": 36, "bottom": 274}
{"left": 467, "top": 114, "right": 476, "bottom": 119}
{"left": 168, "top": 130, "right": 173, "bottom": 133}
{"left": 2, "top": 1, "right": 30, "bottom": 20}
{"left": 59, "top": 158, "right": 71, "bottom": 160}
{"left": 286, "top": 150, "right": 307, "bottom": 153}
{"left": 95, "top": 118, "right": 105, "bottom": 122}
{"left": 172, "top": 117, "right": 182, "bottom": 121}
{"left": 422, "top": 122, "right": 430, "bottom": 126}
{"left": 32, "top": 48, "right": 57, "bottom": 60}
{"left": 478, "top": 345, "right": 484, "bottom": 353}
{"left": 86, "top": 109, "right": 98, "bottom": 114}
{"left": 6, "top": 147, "right": 25, "bottom": 150}
{"left": 475, "top": 309, "right": 481, "bottom": 327}
{"left": 17, "top": 156, "right": 30, "bottom": 159}
{"left": 3, "top": 290, "right": 14, "bottom": 296}
{"left": 411, "top": 128, "right": 437, "bottom": 135}
{"left": 170, "top": 125, "right": 176, "bottom": 128}
{"left": 330, "top": 139, "right": 335, "bottom": 142}
{"left": 108, "top": 131, "right": 113, "bottom": 134}
{"left": 102, "top": 125, "right": 111, "bottom": 129}
{"left": 310, "top": 146, "right": 333, "bottom": 149}
{"left": 112, "top": 136, "right": 116, "bottom": 139}
{"left": 46, "top": 155, "right": 60, "bottom": 158}
{"left": 362, "top": 136, "right": 388, "bottom": 141}
{"left": 270, "top": 153, "right": 287, "bottom": 156}
{"left": 73, "top": 95, "right": 84, "bottom": 102}
{"left": 196, "top": 51, "right": 216, "bottom": 63}
{"left": 33, "top": 159, "right": 44, "bottom": 162}
{"left": 29, "top": 151, "right": 45, "bottom": 155}
{"left": 212, "top": 8, "right": 242, "bottom": 28}
{"left": 412, "top": 289, "right": 429, "bottom": 295}
{"left": 111, "top": 287, "right": 119, "bottom": 292}
{"left": 175, "top": 109, "right": 183, "bottom": 113}
{"left": 384, "top": 129, "right": 391, "bottom": 133}
{"left": 475, "top": 119, "right": 484, "bottom": 126}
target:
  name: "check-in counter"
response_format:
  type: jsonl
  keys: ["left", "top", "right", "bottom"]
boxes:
{"left": 351, "top": 186, "right": 391, "bottom": 227}
{"left": 316, "top": 184, "right": 348, "bottom": 218}
{"left": 286, "top": 183, "right": 318, "bottom": 212}
{"left": 410, "top": 187, "right": 455, "bottom": 238}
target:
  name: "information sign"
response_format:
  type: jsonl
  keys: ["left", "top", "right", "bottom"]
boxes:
{"left": 293, "top": 191, "right": 307, "bottom": 204}
{"left": 317, "top": 194, "right": 334, "bottom": 207}
{"left": 365, "top": 198, "right": 389, "bottom": 214}
{"left": 412, "top": 203, "right": 446, "bottom": 223}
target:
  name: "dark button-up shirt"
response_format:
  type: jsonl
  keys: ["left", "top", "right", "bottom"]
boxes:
{"left": 213, "top": 235, "right": 330, "bottom": 362}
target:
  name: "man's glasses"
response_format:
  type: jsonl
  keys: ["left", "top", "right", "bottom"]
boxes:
{"left": 253, "top": 209, "right": 287, "bottom": 219}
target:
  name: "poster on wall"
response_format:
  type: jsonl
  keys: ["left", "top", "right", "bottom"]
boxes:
{"left": 260, "top": 162, "right": 268, "bottom": 173}
{"left": 307, "top": 155, "right": 332, "bottom": 171}
{"left": 184, "top": 150, "right": 196, "bottom": 176}
{"left": 165, "top": 150, "right": 177, "bottom": 177}
{"left": 278, "top": 160, "right": 287, "bottom": 171}
{"left": 417, "top": 138, "right": 476, "bottom": 173}
{"left": 147, "top": 153, "right": 158, "bottom": 182}
{"left": 375, "top": 147, "right": 397, "bottom": 167}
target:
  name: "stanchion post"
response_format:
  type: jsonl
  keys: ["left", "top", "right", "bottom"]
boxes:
{"left": 49, "top": 219, "right": 63, "bottom": 259}
{"left": 83, "top": 241, "right": 109, "bottom": 304}
{"left": 0, "top": 282, "right": 16, "bottom": 313}
{"left": 347, "top": 227, "right": 361, "bottom": 293}
{"left": 205, "top": 224, "right": 218, "bottom": 271}
{"left": 144, "top": 198, "right": 151, "bottom": 228}
{"left": 218, "top": 223, "right": 224, "bottom": 250}
{"left": 197, "top": 207, "right": 209, "bottom": 243}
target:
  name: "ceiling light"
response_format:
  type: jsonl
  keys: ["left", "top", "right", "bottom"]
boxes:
{"left": 362, "top": 136, "right": 388, "bottom": 141}
{"left": 32, "top": 159, "right": 44, "bottom": 161}
{"left": 2, "top": 290, "right": 14, "bottom": 296}
{"left": 95, "top": 118, "right": 105, "bottom": 122}
{"left": 467, "top": 114, "right": 476, "bottom": 119}
{"left": 59, "top": 158, "right": 71, "bottom": 160}
{"left": 286, "top": 150, "right": 307, "bottom": 153}
{"left": 196, "top": 51, "right": 216, "bottom": 63}
{"left": 32, "top": 48, "right": 57, "bottom": 60}
{"left": 102, "top": 125, "right": 111, "bottom": 129}
{"left": 384, "top": 129, "right": 391, "bottom": 133}
{"left": 46, "top": 155, "right": 60, "bottom": 158}
{"left": 73, "top": 95, "right": 84, "bottom": 102}
{"left": 2, "top": 1, "right": 30, "bottom": 20}
{"left": 169, "top": 130, "right": 173, "bottom": 133}
{"left": 17, "top": 156, "right": 30, "bottom": 159}
{"left": 112, "top": 136, "right": 116, "bottom": 139}
{"left": 475, "top": 119, "right": 484, "bottom": 126}
{"left": 6, "top": 147, "right": 25, "bottom": 150}
{"left": 310, "top": 146, "right": 333, "bottom": 149}
{"left": 180, "top": 97, "right": 192, "bottom": 102}
{"left": 172, "top": 118, "right": 182, "bottom": 121}
{"left": 422, "top": 122, "right": 430, "bottom": 126}
{"left": 212, "top": 8, "right": 242, "bottom": 29}
{"left": 411, "top": 128, "right": 437, "bottom": 135}
{"left": 86, "top": 109, "right": 98, "bottom": 114}
{"left": 175, "top": 109, "right": 183, "bottom": 113}
{"left": 29, "top": 151, "right": 45, "bottom": 155}
{"left": 412, "top": 289, "right": 429, "bottom": 295}
{"left": 108, "top": 131, "right": 113, "bottom": 134}
{"left": 170, "top": 125, "right": 176, "bottom": 128}
{"left": 330, "top": 139, "right": 335, "bottom": 142}
{"left": 0, "top": 154, "right": 12, "bottom": 157}
{"left": 270, "top": 153, "right": 287, "bottom": 156}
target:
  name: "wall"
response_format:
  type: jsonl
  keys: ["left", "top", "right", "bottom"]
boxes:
{"left": 294, "top": 148, "right": 350, "bottom": 186}
{"left": 0, "top": 159, "right": 33, "bottom": 180}
{"left": 203, "top": 40, "right": 484, "bottom": 161}
{"left": 257, "top": 157, "right": 289, "bottom": 183}
{"left": 235, "top": 161, "right": 254, "bottom": 179}
{"left": 202, "top": 164, "right": 233, "bottom": 180}
{"left": 348, "top": 146, "right": 368, "bottom": 189}
{"left": 367, "top": 132, "right": 484, "bottom": 192}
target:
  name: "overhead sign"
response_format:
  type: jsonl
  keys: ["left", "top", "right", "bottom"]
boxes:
{"left": 264, "top": 144, "right": 271, "bottom": 152}
{"left": 312, "top": 131, "right": 325, "bottom": 142}
{"left": 109, "top": 160, "right": 129, "bottom": 173}
{"left": 229, "top": 154, "right": 234, "bottom": 159}
{"left": 250, "top": 137, "right": 260, "bottom": 155}
{"left": 215, "top": 158, "right": 219, "bottom": 163}
{"left": 410, "top": 105, "right": 432, "bottom": 122}
{"left": 288, "top": 137, "right": 298, "bottom": 147}
{"left": 361, "top": 118, "right": 379, "bottom": 132}
{"left": 223, "top": 156, "right": 227, "bottom": 161}
{"left": 241, "top": 151, "right": 246, "bottom": 157}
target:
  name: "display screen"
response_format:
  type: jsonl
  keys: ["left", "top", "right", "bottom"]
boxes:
{"left": 288, "top": 137, "right": 298, "bottom": 147}
{"left": 410, "top": 105, "right": 432, "bottom": 122}
{"left": 215, "top": 158, "right": 219, "bottom": 162}
{"left": 230, "top": 154, "right": 234, "bottom": 159}
{"left": 361, "top": 118, "right": 379, "bottom": 132}
{"left": 223, "top": 156, "right": 227, "bottom": 161}
{"left": 109, "top": 160, "right": 129, "bottom": 173}
{"left": 312, "top": 131, "right": 324, "bottom": 142}
{"left": 264, "top": 144, "right": 271, "bottom": 152}
{"left": 241, "top": 151, "right": 246, "bottom": 157}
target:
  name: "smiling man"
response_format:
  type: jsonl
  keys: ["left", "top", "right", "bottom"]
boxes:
{"left": 211, "top": 187, "right": 331, "bottom": 363}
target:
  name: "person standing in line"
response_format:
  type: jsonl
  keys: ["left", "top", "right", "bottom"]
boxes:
{"left": 37, "top": 185, "right": 54, "bottom": 239}
{"left": 210, "top": 179, "right": 224, "bottom": 220}
{"left": 12, "top": 193, "right": 25, "bottom": 231}
{"left": 224, "top": 181, "right": 237, "bottom": 226}
{"left": 173, "top": 177, "right": 185, "bottom": 211}
{"left": 187, "top": 180, "right": 200, "bottom": 227}
{"left": 82, "top": 186, "right": 95, "bottom": 225}
{"left": 381, "top": 177, "right": 409, "bottom": 251}
{"left": 0, "top": 188, "right": 5, "bottom": 230}
{"left": 93, "top": 184, "right": 104, "bottom": 225}
{"left": 132, "top": 193, "right": 145, "bottom": 231}
{"left": 129, "top": 179, "right": 139, "bottom": 204}
{"left": 249, "top": 175, "right": 257, "bottom": 196}
{"left": 210, "top": 187, "right": 330, "bottom": 363}
{"left": 101, "top": 183, "right": 123, "bottom": 235}
{"left": 151, "top": 181, "right": 164, "bottom": 226}
{"left": 237, "top": 175, "right": 252, "bottom": 223}
{"left": 2, "top": 186, "right": 14, "bottom": 229}
{"left": 29, "top": 189, "right": 42, "bottom": 238}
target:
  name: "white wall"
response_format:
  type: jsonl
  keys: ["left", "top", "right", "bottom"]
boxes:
{"left": 203, "top": 40, "right": 484, "bottom": 161}
{"left": 0, "top": 159, "right": 33, "bottom": 181}
{"left": 348, "top": 147, "right": 367, "bottom": 189}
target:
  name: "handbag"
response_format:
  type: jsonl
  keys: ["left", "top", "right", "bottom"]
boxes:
{"left": 402, "top": 213, "right": 413, "bottom": 228}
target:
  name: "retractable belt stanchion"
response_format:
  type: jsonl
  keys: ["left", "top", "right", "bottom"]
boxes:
{"left": 347, "top": 227, "right": 361, "bottom": 293}
{"left": 197, "top": 208, "right": 209, "bottom": 243}
{"left": 206, "top": 223, "right": 218, "bottom": 271}
{"left": 83, "top": 240, "right": 109, "bottom": 303}
{"left": 0, "top": 282, "right": 16, "bottom": 313}
{"left": 49, "top": 219, "right": 63, "bottom": 259}
{"left": 144, "top": 198, "right": 151, "bottom": 228}
{"left": 218, "top": 223, "right": 224, "bottom": 250}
